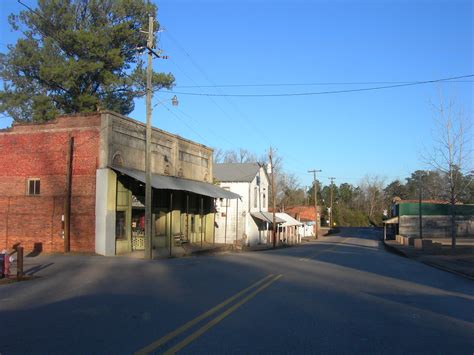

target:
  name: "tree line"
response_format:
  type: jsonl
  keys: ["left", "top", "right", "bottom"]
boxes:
{"left": 214, "top": 148, "right": 473, "bottom": 227}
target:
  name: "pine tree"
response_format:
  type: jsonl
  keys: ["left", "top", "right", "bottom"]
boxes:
{"left": 0, "top": 0, "right": 174, "bottom": 122}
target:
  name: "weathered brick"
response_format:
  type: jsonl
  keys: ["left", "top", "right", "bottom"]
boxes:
{"left": 0, "top": 114, "right": 100, "bottom": 253}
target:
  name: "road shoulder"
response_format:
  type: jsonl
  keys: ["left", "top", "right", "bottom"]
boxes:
{"left": 383, "top": 239, "right": 474, "bottom": 280}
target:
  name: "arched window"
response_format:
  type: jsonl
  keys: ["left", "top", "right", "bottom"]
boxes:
{"left": 112, "top": 153, "right": 124, "bottom": 167}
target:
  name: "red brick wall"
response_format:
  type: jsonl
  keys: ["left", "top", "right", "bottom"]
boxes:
{"left": 0, "top": 114, "right": 101, "bottom": 253}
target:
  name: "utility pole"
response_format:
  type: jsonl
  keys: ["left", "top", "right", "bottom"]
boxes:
{"left": 329, "top": 177, "right": 336, "bottom": 228}
{"left": 419, "top": 174, "right": 423, "bottom": 240}
{"left": 144, "top": 16, "right": 154, "bottom": 260}
{"left": 308, "top": 169, "right": 321, "bottom": 238}
{"left": 269, "top": 147, "right": 277, "bottom": 248}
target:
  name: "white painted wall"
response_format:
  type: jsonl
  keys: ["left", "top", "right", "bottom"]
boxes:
{"left": 95, "top": 168, "right": 117, "bottom": 256}
{"left": 298, "top": 223, "right": 315, "bottom": 238}
{"left": 215, "top": 166, "right": 270, "bottom": 246}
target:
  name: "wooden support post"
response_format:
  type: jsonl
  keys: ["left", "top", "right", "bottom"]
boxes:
{"left": 64, "top": 136, "right": 74, "bottom": 253}
{"left": 224, "top": 200, "right": 228, "bottom": 244}
{"left": 169, "top": 192, "right": 173, "bottom": 257}
{"left": 186, "top": 194, "right": 189, "bottom": 241}
{"left": 200, "top": 197, "right": 204, "bottom": 248}
{"left": 235, "top": 198, "right": 239, "bottom": 247}
{"left": 213, "top": 209, "right": 216, "bottom": 246}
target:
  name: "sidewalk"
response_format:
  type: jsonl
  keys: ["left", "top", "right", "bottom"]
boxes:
{"left": 384, "top": 239, "right": 474, "bottom": 280}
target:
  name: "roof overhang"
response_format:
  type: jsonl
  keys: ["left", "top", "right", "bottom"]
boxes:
{"left": 250, "top": 211, "right": 285, "bottom": 224}
{"left": 383, "top": 216, "right": 399, "bottom": 224}
{"left": 111, "top": 166, "right": 240, "bottom": 199}
{"left": 276, "top": 213, "right": 304, "bottom": 226}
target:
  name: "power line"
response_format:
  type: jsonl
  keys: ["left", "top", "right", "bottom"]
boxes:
{"left": 176, "top": 80, "right": 474, "bottom": 89}
{"left": 165, "top": 74, "right": 474, "bottom": 97}
{"left": 160, "top": 102, "right": 210, "bottom": 144}
{"left": 163, "top": 30, "right": 273, "bottom": 145}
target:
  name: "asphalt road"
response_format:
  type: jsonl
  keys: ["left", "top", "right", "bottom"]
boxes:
{"left": 1, "top": 227, "right": 473, "bottom": 354}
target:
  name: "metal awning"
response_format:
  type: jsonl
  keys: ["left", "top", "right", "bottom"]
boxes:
{"left": 111, "top": 166, "right": 240, "bottom": 199}
{"left": 251, "top": 211, "right": 285, "bottom": 224}
{"left": 383, "top": 216, "right": 399, "bottom": 224}
{"left": 276, "top": 213, "right": 303, "bottom": 227}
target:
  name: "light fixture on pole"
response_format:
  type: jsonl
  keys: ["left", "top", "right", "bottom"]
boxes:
{"left": 171, "top": 95, "right": 179, "bottom": 106}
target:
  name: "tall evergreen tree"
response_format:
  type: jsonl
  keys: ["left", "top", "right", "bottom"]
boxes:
{"left": 0, "top": 0, "right": 174, "bottom": 122}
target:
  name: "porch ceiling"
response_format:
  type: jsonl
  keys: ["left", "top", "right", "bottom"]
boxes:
{"left": 110, "top": 166, "right": 240, "bottom": 199}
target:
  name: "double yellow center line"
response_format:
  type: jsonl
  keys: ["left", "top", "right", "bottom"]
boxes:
{"left": 135, "top": 273, "right": 282, "bottom": 355}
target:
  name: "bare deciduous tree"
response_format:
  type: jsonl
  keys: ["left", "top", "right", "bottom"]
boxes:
{"left": 423, "top": 98, "right": 472, "bottom": 249}
{"left": 358, "top": 175, "right": 386, "bottom": 224}
{"left": 213, "top": 148, "right": 258, "bottom": 164}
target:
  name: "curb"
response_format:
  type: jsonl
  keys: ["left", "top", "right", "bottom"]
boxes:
{"left": 383, "top": 240, "right": 474, "bottom": 281}
{"left": 185, "top": 245, "right": 233, "bottom": 256}
{"left": 243, "top": 244, "right": 294, "bottom": 252}
{"left": 382, "top": 240, "right": 408, "bottom": 257}
{"left": 421, "top": 260, "right": 474, "bottom": 281}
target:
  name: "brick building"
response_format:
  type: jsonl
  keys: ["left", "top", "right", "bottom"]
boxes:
{"left": 0, "top": 111, "right": 237, "bottom": 256}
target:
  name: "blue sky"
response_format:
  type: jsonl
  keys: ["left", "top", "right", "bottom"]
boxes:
{"left": 1, "top": 0, "right": 472, "bottom": 188}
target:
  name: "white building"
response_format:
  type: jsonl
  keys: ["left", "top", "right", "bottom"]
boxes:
{"left": 213, "top": 163, "right": 283, "bottom": 246}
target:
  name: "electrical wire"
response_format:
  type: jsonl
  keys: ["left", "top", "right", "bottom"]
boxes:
{"left": 176, "top": 80, "right": 474, "bottom": 89}
{"left": 160, "top": 102, "right": 210, "bottom": 144}
{"left": 163, "top": 30, "right": 273, "bottom": 146}
{"left": 165, "top": 74, "right": 474, "bottom": 97}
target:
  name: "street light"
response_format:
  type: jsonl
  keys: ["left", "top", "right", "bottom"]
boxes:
{"left": 171, "top": 95, "right": 179, "bottom": 106}
{"left": 153, "top": 96, "right": 180, "bottom": 108}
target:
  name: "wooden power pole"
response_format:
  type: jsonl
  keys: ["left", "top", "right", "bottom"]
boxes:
{"left": 419, "top": 174, "right": 423, "bottom": 240}
{"left": 144, "top": 16, "right": 154, "bottom": 260}
{"left": 329, "top": 177, "right": 336, "bottom": 228}
{"left": 308, "top": 169, "right": 321, "bottom": 238}
{"left": 269, "top": 147, "right": 277, "bottom": 248}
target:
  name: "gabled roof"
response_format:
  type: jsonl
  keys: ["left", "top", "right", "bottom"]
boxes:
{"left": 214, "top": 163, "right": 261, "bottom": 183}
{"left": 284, "top": 205, "right": 320, "bottom": 221}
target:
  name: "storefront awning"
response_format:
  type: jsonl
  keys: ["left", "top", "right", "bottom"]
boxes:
{"left": 383, "top": 216, "right": 399, "bottom": 224}
{"left": 276, "top": 213, "right": 303, "bottom": 227}
{"left": 251, "top": 211, "right": 285, "bottom": 224}
{"left": 111, "top": 166, "right": 240, "bottom": 199}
